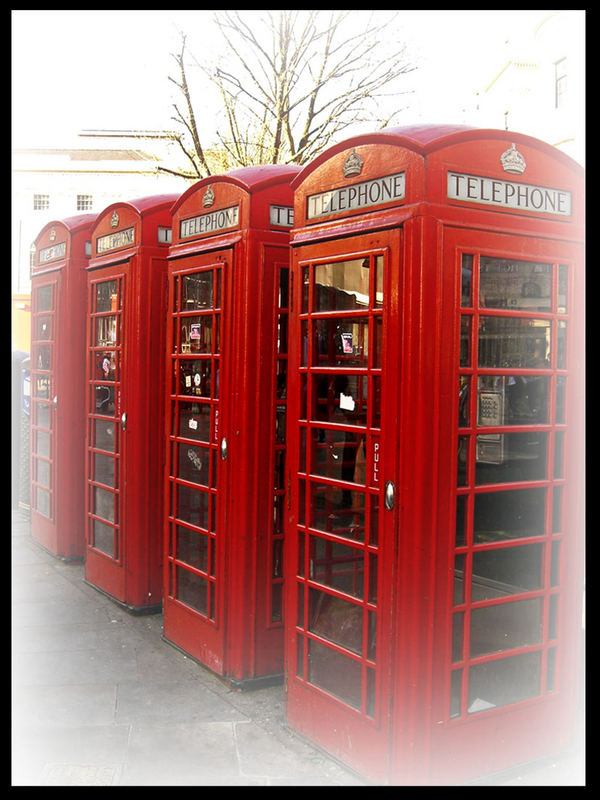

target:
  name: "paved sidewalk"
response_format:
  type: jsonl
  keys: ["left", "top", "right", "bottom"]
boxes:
{"left": 12, "top": 511, "right": 584, "bottom": 786}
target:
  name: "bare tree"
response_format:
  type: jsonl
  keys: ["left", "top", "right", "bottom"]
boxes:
{"left": 163, "top": 10, "right": 416, "bottom": 178}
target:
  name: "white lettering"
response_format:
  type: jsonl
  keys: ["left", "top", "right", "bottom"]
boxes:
{"left": 307, "top": 173, "right": 405, "bottom": 220}
{"left": 38, "top": 241, "right": 67, "bottom": 263}
{"left": 447, "top": 172, "right": 571, "bottom": 216}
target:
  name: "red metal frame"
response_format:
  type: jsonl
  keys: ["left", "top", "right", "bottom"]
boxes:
{"left": 163, "top": 166, "right": 299, "bottom": 684}
{"left": 84, "top": 195, "right": 178, "bottom": 612}
{"left": 30, "top": 214, "right": 97, "bottom": 559}
{"left": 285, "top": 125, "right": 584, "bottom": 784}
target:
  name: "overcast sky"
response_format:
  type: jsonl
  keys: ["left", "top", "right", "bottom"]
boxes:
{"left": 12, "top": 10, "right": 584, "bottom": 153}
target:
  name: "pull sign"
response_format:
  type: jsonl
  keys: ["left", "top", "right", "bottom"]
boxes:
{"left": 220, "top": 437, "right": 228, "bottom": 461}
{"left": 384, "top": 481, "right": 395, "bottom": 511}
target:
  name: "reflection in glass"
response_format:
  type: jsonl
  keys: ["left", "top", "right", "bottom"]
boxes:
{"left": 312, "top": 374, "right": 367, "bottom": 424}
{"left": 311, "top": 428, "right": 366, "bottom": 485}
{"left": 178, "top": 443, "right": 210, "bottom": 485}
{"left": 309, "top": 536, "right": 364, "bottom": 598}
{"left": 177, "top": 402, "right": 211, "bottom": 442}
{"left": 460, "top": 316, "right": 471, "bottom": 366}
{"left": 94, "top": 419, "right": 116, "bottom": 451}
{"left": 474, "top": 488, "right": 546, "bottom": 543}
{"left": 180, "top": 316, "right": 212, "bottom": 353}
{"left": 461, "top": 254, "right": 473, "bottom": 307}
{"left": 94, "top": 486, "right": 115, "bottom": 522}
{"left": 314, "top": 259, "right": 370, "bottom": 311}
{"left": 176, "top": 525, "right": 209, "bottom": 571}
{"left": 94, "top": 453, "right": 115, "bottom": 487}
{"left": 475, "top": 432, "right": 547, "bottom": 484}
{"left": 176, "top": 566, "right": 207, "bottom": 614}
{"left": 479, "top": 257, "right": 551, "bottom": 311}
{"left": 310, "top": 483, "right": 366, "bottom": 541}
{"left": 93, "top": 519, "right": 114, "bottom": 556}
{"left": 472, "top": 543, "right": 543, "bottom": 600}
{"left": 477, "top": 375, "right": 548, "bottom": 425}
{"left": 176, "top": 484, "right": 209, "bottom": 529}
{"left": 468, "top": 651, "right": 541, "bottom": 712}
{"left": 478, "top": 317, "right": 551, "bottom": 369}
{"left": 313, "top": 317, "right": 369, "bottom": 367}
{"left": 36, "top": 285, "right": 53, "bottom": 312}
{"left": 307, "top": 638, "right": 362, "bottom": 710}
{"left": 182, "top": 272, "right": 214, "bottom": 310}
{"left": 96, "top": 280, "right": 118, "bottom": 312}
{"left": 95, "top": 315, "right": 117, "bottom": 346}
{"left": 470, "top": 597, "right": 542, "bottom": 656}
{"left": 309, "top": 588, "right": 363, "bottom": 654}
{"left": 179, "top": 359, "right": 212, "bottom": 397}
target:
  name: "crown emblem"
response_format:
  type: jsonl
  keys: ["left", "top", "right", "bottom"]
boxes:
{"left": 202, "top": 186, "right": 215, "bottom": 208}
{"left": 343, "top": 149, "right": 363, "bottom": 178}
{"left": 500, "top": 143, "right": 526, "bottom": 174}
{"left": 49, "top": 228, "right": 56, "bottom": 242}
{"left": 110, "top": 211, "right": 120, "bottom": 228}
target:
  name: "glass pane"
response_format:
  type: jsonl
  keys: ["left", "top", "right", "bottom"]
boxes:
{"left": 374, "top": 255, "right": 384, "bottom": 308}
{"left": 180, "top": 316, "right": 212, "bottom": 354}
{"left": 475, "top": 432, "right": 547, "bottom": 483}
{"left": 36, "top": 285, "right": 53, "bottom": 312}
{"left": 309, "top": 536, "right": 364, "bottom": 599}
{"left": 36, "top": 316, "right": 51, "bottom": 340}
{"left": 309, "top": 587, "right": 363, "bottom": 655}
{"left": 95, "top": 351, "right": 117, "bottom": 382}
{"left": 93, "top": 453, "right": 115, "bottom": 487}
{"left": 94, "top": 486, "right": 115, "bottom": 522}
{"left": 178, "top": 359, "right": 212, "bottom": 397}
{"left": 178, "top": 443, "right": 210, "bottom": 485}
{"left": 95, "top": 315, "right": 117, "bottom": 346}
{"left": 460, "top": 316, "right": 471, "bottom": 366}
{"left": 312, "top": 374, "right": 368, "bottom": 424}
{"left": 178, "top": 402, "right": 211, "bottom": 442}
{"left": 310, "top": 428, "right": 366, "bottom": 484}
{"left": 472, "top": 543, "right": 543, "bottom": 600}
{"left": 479, "top": 257, "right": 551, "bottom": 311}
{"left": 35, "top": 487, "right": 51, "bottom": 516}
{"left": 468, "top": 652, "right": 542, "bottom": 713}
{"left": 35, "top": 403, "right": 50, "bottom": 429}
{"left": 310, "top": 483, "right": 365, "bottom": 541}
{"left": 461, "top": 254, "right": 473, "bottom": 307}
{"left": 478, "top": 317, "right": 551, "bottom": 369}
{"left": 95, "top": 385, "right": 115, "bottom": 416}
{"left": 558, "top": 265, "right": 568, "bottom": 313}
{"left": 92, "top": 519, "right": 114, "bottom": 556}
{"left": 313, "top": 317, "right": 369, "bottom": 367}
{"left": 36, "top": 459, "right": 50, "bottom": 488}
{"left": 314, "top": 259, "right": 370, "bottom": 311}
{"left": 35, "top": 430, "right": 50, "bottom": 458}
{"left": 94, "top": 420, "right": 116, "bottom": 451}
{"left": 182, "top": 272, "right": 213, "bottom": 310}
{"left": 470, "top": 597, "right": 542, "bottom": 656}
{"left": 176, "top": 484, "right": 209, "bottom": 529}
{"left": 35, "top": 344, "right": 51, "bottom": 370}
{"left": 459, "top": 376, "right": 470, "bottom": 427}
{"left": 307, "top": 638, "right": 362, "bottom": 710}
{"left": 176, "top": 566, "right": 208, "bottom": 614}
{"left": 96, "top": 280, "right": 118, "bottom": 313}
{"left": 478, "top": 375, "right": 549, "bottom": 425}
{"left": 176, "top": 525, "right": 209, "bottom": 571}
{"left": 474, "top": 488, "right": 546, "bottom": 543}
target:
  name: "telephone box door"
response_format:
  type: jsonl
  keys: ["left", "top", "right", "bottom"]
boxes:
{"left": 30, "top": 274, "right": 59, "bottom": 537}
{"left": 285, "top": 229, "right": 401, "bottom": 781}
{"left": 164, "top": 249, "right": 230, "bottom": 673}
{"left": 85, "top": 265, "right": 128, "bottom": 601}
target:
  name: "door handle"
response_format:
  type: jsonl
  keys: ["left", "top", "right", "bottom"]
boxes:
{"left": 121, "top": 412, "right": 127, "bottom": 431}
{"left": 220, "top": 437, "right": 228, "bottom": 461}
{"left": 384, "top": 480, "right": 395, "bottom": 511}
{"left": 53, "top": 395, "right": 58, "bottom": 409}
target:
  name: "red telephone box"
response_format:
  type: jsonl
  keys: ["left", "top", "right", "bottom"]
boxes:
{"left": 84, "top": 195, "right": 179, "bottom": 612}
{"left": 30, "top": 213, "right": 96, "bottom": 560}
{"left": 284, "top": 125, "right": 584, "bottom": 784}
{"left": 163, "top": 165, "right": 299, "bottom": 685}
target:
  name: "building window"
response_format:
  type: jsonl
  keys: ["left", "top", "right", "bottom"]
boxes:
{"left": 77, "top": 194, "right": 94, "bottom": 211}
{"left": 33, "top": 194, "right": 50, "bottom": 211}
{"left": 554, "top": 57, "right": 567, "bottom": 109}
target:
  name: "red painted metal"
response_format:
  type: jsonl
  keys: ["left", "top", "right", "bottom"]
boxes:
{"left": 285, "top": 125, "right": 584, "bottom": 784}
{"left": 84, "top": 195, "right": 178, "bottom": 612}
{"left": 30, "top": 214, "right": 97, "bottom": 560}
{"left": 163, "top": 165, "right": 300, "bottom": 685}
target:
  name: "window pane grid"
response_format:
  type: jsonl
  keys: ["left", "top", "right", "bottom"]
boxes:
{"left": 294, "top": 252, "right": 385, "bottom": 720}
{"left": 450, "top": 253, "right": 568, "bottom": 721}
